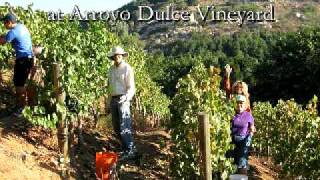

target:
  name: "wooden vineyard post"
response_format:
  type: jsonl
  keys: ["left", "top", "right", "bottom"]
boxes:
{"left": 0, "top": 68, "right": 3, "bottom": 84}
{"left": 53, "top": 63, "right": 69, "bottom": 176}
{"left": 267, "top": 120, "right": 270, "bottom": 161}
{"left": 198, "top": 112, "right": 212, "bottom": 180}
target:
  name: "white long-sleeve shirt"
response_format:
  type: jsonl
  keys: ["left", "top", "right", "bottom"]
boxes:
{"left": 108, "top": 61, "right": 135, "bottom": 101}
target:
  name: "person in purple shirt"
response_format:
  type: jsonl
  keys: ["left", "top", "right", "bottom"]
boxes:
{"left": 231, "top": 94, "right": 255, "bottom": 175}
{"left": 0, "top": 13, "right": 33, "bottom": 116}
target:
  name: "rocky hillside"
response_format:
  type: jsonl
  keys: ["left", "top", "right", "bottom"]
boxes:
{"left": 116, "top": 0, "right": 320, "bottom": 50}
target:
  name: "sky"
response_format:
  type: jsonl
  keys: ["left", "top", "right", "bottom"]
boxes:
{"left": 0, "top": 0, "right": 132, "bottom": 12}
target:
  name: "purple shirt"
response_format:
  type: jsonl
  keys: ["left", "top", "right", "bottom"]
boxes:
{"left": 231, "top": 111, "right": 254, "bottom": 136}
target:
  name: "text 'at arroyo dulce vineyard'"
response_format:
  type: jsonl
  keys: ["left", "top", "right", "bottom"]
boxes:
{"left": 47, "top": 4, "right": 276, "bottom": 26}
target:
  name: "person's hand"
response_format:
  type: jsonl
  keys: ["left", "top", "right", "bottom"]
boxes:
{"left": 0, "top": 35, "right": 6, "bottom": 45}
{"left": 119, "top": 95, "right": 127, "bottom": 104}
{"left": 250, "top": 132, "right": 254, "bottom": 137}
{"left": 246, "top": 134, "right": 252, "bottom": 146}
{"left": 106, "top": 106, "right": 111, "bottom": 115}
{"left": 224, "top": 64, "right": 232, "bottom": 77}
{"left": 33, "top": 45, "right": 43, "bottom": 56}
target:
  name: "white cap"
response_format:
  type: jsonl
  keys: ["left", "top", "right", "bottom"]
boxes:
{"left": 235, "top": 95, "right": 246, "bottom": 103}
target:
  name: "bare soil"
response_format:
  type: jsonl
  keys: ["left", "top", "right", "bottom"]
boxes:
{"left": 0, "top": 84, "right": 279, "bottom": 180}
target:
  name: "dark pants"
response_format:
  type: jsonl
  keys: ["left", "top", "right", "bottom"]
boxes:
{"left": 232, "top": 134, "right": 252, "bottom": 168}
{"left": 110, "top": 96, "right": 134, "bottom": 152}
{"left": 14, "top": 57, "right": 33, "bottom": 87}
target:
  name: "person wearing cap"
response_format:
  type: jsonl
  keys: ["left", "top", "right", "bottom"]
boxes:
{"left": 231, "top": 94, "right": 255, "bottom": 175}
{"left": 0, "top": 13, "right": 33, "bottom": 116}
{"left": 106, "top": 46, "right": 137, "bottom": 159}
{"left": 223, "top": 64, "right": 251, "bottom": 112}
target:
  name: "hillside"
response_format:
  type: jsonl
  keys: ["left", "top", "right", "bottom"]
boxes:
{"left": 0, "top": 2, "right": 319, "bottom": 179}
{"left": 117, "top": 0, "right": 320, "bottom": 50}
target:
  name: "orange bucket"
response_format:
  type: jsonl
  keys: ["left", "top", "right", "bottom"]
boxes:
{"left": 96, "top": 152, "right": 118, "bottom": 180}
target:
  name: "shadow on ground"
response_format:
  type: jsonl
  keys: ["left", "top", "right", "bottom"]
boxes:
{"left": 72, "top": 129, "right": 171, "bottom": 179}
{"left": 0, "top": 86, "right": 172, "bottom": 179}
{"left": 248, "top": 165, "right": 263, "bottom": 180}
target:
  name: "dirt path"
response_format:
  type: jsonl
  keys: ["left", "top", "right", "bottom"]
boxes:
{"left": 117, "top": 130, "right": 172, "bottom": 179}
{"left": 75, "top": 127, "right": 173, "bottom": 179}
{"left": 0, "top": 116, "right": 61, "bottom": 180}
{"left": 0, "top": 114, "right": 278, "bottom": 180}
{"left": 0, "top": 84, "right": 173, "bottom": 179}
{"left": 0, "top": 86, "right": 69, "bottom": 179}
{"left": 249, "top": 156, "right": 279, "bottom": 180}
{"left": 0, "top": 86, "right": 277, "bottom": 179}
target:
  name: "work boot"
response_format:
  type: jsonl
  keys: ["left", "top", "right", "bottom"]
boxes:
{"left": 16, "top": 87, "right": 27, "bottom": 106}
{"left": 127, "top": 148, "right": 138, "bottom": 158}
{"left": 119, "top": 148, "right": 138, "bottom": 161}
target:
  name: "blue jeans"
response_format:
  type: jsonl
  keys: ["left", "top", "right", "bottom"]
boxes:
{"left": 110, "top": 97, "right": 135, "bottom": 152}
{"left": 232, "top": 134, "right": 252, "bottom": 168}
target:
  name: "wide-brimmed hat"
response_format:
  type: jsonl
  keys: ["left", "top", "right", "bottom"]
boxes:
{"left": 108, "top": 46, "right": 128, "bottom": 59}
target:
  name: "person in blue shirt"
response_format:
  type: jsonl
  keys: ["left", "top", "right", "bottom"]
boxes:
{"left": 0, "top": 13, "right": 33, "bottom": 116}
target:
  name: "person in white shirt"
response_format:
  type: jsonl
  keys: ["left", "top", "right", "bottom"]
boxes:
{"left": 107, "top": 46, "right": 137, "bottom": 159}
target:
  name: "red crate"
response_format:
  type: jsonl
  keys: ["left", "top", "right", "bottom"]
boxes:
{"left": 96, "top": 152, "right": 118, "bottom": 180}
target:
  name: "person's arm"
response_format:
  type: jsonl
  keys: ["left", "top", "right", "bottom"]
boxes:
{"left": 246, "top": 120, "right": 255, "bottom": 146}
{"left": 105, "top": 95, "right": 111, "bottom": 114}
{"left": 248, "top": 114, "right": 255, "bottom": 136}
{"left": 2, "top": 30, "right": 15, "bottom": 45}
{"left": 105, "top": 70, "right": 112, "bottom": 114}
{"left": 125, "top": 65, "right": 135, "bottom": 101}
{"left": 223, "top": 64, "right": 232, "bottom": 99}
{"left": 249, "top": 124, "right": 255, "bottom": 136}
{"left": 0, "top": 35, "right": 6, "bottom": 45}
{"left": 246, "top": 94, "right": 251, "bottom": 112}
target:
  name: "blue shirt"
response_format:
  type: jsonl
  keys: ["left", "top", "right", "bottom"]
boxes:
{"left": 5, "top": 23, "right": 33, "bottom": 59}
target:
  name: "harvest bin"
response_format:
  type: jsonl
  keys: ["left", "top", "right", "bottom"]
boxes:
{"left": 96, "top": 152, "right": 118, "bottom": 180}
{"left": 229, "top": 174, "right": 248, "bottom": 180}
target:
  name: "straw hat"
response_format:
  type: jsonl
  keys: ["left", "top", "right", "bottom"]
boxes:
{"left": 108, "top": 46, "right": 128, "bottom": 59}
